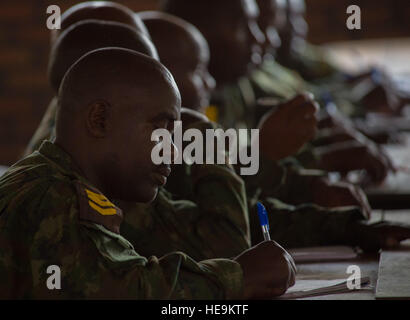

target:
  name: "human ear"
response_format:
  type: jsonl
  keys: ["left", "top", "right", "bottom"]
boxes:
{"left": 86, "top": 101, "right": 111, "bottom": 138}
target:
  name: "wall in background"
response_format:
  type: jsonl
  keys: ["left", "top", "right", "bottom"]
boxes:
{"left": 0, "top": 0, "right": 159, "bottom": 164}
{"left": 306, "top": 0, "right": 410, "bottom": 44}
{"left": 0, "top": 0, "right": 408, "bottom": 164}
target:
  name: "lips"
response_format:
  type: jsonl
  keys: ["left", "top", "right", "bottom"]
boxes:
{"left": 152, "top": 165, "right": 171, "bottom": 186}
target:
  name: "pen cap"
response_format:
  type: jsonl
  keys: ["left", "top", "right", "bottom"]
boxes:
{"left": 257, "top": 202, "right": 269, "bottom": 227}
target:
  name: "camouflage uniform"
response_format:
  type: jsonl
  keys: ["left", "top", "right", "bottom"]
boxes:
{"left": 245, "top": 155, "right": 365, "bottom": 248}
{"left": 0, "top": 141, "right": 244, "bottom": 299}
{"left": 25, "top": 103, "right": 250, "bottom": 261}
{"left": 211, "top": 65, "right": 367, "bottom": 248}
{"left": 278, "top": 43, "right": 341, "bottom": 83}
{"left": 24, "top": 97, "right": 58, "bottom": 156}
{"left": 120, "top": 120, "right": 250, "bottom": 261}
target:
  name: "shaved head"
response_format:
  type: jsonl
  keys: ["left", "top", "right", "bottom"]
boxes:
{"left": 58, "top": 48, "right": 177, "bottom": 119}
{"left": 48, "top": 20, "right": 158, "bottom": 92}
{"left": 139, "top": 11, "right": 215, "bottom": 110}
{"left": 162, "top": 0, "right": 264, "bottom": 84}
{"left": 140, "top": 11, "right": 208, "bottom": 74}
{"left": 51, "top": 1, "right": 149, "bottom": 44}
{"left": 56, "top": 48, "right": 181, "bottom": 202}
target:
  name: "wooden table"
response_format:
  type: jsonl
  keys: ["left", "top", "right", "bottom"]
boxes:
{"left": 291, "top": 210, "right": 410, "bottom": 300}
{"left": 365, "top": 135, "right": 410, "bottom": 210}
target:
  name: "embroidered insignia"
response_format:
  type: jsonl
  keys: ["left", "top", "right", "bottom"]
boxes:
{"left": 76, "top": 182, "right": 123, "bottom": 234}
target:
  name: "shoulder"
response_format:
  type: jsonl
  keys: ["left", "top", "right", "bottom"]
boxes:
{"left": 0, "top": 161, "right": 79, "bottom": 230}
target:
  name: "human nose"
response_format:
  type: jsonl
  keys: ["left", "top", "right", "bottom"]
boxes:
{"left": 203, "top": 72, "right": 216, "bottom": 92}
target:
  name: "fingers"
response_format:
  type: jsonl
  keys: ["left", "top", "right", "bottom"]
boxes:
{"left": 286, "top": 92, "right": 314, "bottom": 108}
{"left": 393, "top": 226, "right": 410, "bottom": 241}
{"left": 263, "top": 241, "right": 297, "bottom": 287}
{"left": 372, "top": 223, "right": 410, "bottom": 249}
{"left": 286, "top": 256, "right": 297, "bottom": 287}
{"left": 290, "top": 115, "right": 317, "bottom": 143}
{"left": 269, "top": 285, "right": 288, "bottom": 297}
{"left": 356, "top": 189, "right": 372, "bottom": 219}
{"left": 279, "top": 93, "right": 318, "bottom": 122}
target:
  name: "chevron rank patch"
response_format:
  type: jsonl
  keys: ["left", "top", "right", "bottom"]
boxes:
{"left": 85, "top": 188, "right": 117, "bottom": 216}
{"left": 76, "top": 181, "right": 123, "bottom": 234}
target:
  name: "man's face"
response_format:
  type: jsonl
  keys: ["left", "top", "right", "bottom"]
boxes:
{"left": 204, "top": 0, "right": 265, "bottom": 84}
{"left": 171, "top": 42, "right": 216, "bottom": 111}
{"left": 281, "top": 0, "right": 308, "bottom": 47}
{"left": 102, "top": 79, "right": 181, "bottom": 203}
{"left": 257, "top": 0, "right": 283, "bottom": 57}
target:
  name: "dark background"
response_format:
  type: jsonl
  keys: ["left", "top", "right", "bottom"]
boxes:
{"left": 0, "top": 0, "right": 409, "bottom": 165}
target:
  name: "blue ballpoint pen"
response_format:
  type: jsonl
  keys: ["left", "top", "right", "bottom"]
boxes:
{"left": 257, "top": 202, "right": 271, "bottom": 241}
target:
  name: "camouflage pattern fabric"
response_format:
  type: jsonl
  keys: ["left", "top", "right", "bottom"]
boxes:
{"left": 0, "top": 141, "right": 244, "bottom": 299}
{"left": 120, "top": 120, "right": 250, "bottom": 261}
{"left": 245, "top": 155, "right": 366, "bottom": 247}
{"left": 278, "top": 43, "right": 340, "bottom": 83}
{"left": 24, "top": 100, "right": 251, "bottom": 260}
{"left": 211, "top": 67, "right": 368, "bottom": 248}
{"left": 24, "top": 97, "right": 58, "bottom": 156}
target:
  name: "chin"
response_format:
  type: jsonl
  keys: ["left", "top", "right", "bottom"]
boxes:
{"left": 138, "top": 187, "right": 159, "bottom": 204}
{"left": 116, "top": 186, "right": 158, "bottom": 204}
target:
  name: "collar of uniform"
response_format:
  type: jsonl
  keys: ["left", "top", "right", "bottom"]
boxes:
{"left": 38, "top": 140, "right": 123, "bottom": 234}
{"left": 38, "top": 140, "right": 84, "bottom": 178}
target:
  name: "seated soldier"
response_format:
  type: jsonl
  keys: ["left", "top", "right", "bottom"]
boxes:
{"left": 164, "top": 0, "right": 396, "bottom": 187}
{"left": 24, "top": 10, "right": 250, "bottom": 261}
{"left": 0, "top": 47, "right": 297, "bottom": 299}
{"left": 138, "top": 11, "right": 368, "bottom": 211}
{"left": 163, "top": 0, "right": 410, "bottom": 250}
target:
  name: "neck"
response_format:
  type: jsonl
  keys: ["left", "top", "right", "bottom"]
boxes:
{"left": 54, "top": 136, "right": 109, "bottom": 196}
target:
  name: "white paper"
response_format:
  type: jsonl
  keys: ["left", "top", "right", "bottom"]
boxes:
{"left": 278, "top": 277, "right": 372, "bottom": 299}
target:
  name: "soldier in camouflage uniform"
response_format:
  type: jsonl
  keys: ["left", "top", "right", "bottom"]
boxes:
{"left": 162, "top": 0, "right": 410, "bottom": 250}
{"left": 163, "top": 0, "right": 395, "bottom": 186}
{"left": 24, "top": 8, "right": 251, "bottom": 260}
{"left": 0, "top": 48, "right": 297, "bottom": 299}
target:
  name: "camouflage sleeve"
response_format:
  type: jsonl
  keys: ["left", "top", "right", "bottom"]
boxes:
{"left": 122, "top": 121, "right": 250, "bottom": 261}
{"left": 23, "top": 97, "right": 58, "bottom": 156}
{"left": 0, "top": 179, "right": 243, "bottom": 299}
{"left": 243, "top": 155, "right": 366, "bottom": 248}
{"left": 248, "top": 196, "right": 365, "bottom": 249}
{"left": 243, "top": 153, "right": 325, "bottom": 205}
{"left": 77, "top": 222, "right": 244, "bottom": 300}
{"left": 294, "top": 43, "right": 340, "bottom": 81}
